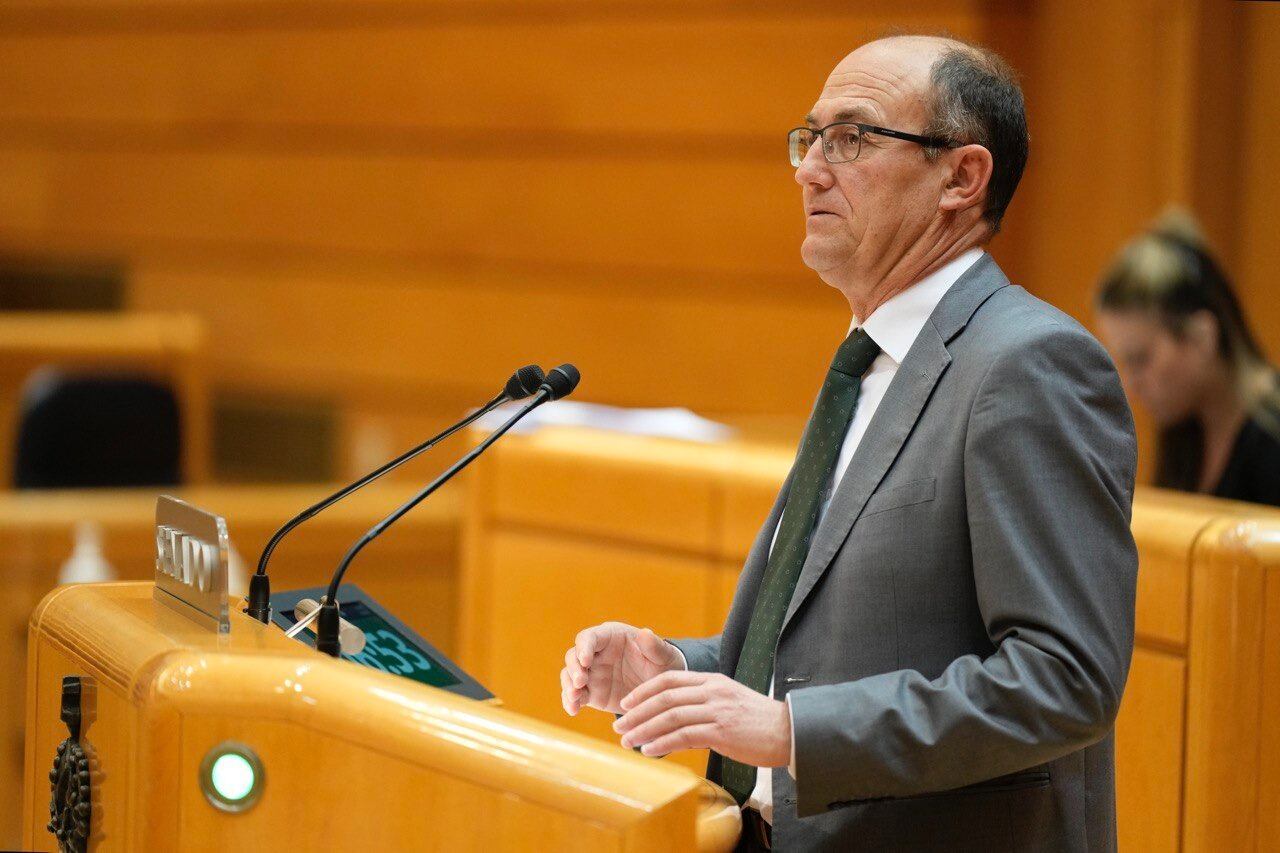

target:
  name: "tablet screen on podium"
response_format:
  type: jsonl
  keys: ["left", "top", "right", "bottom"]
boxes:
{"left": 270, "top": 584, "right": 493, "bottom": 701}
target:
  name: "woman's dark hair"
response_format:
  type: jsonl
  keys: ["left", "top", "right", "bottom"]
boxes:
{"left": 1096, "top": 210, "right": 1280, "bottom": 490}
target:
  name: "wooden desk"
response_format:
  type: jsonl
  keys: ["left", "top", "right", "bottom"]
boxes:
{"left": 0, "top": 482, "right": 459, "bottom": 850}
{"left": 0, "top": 312, "right": 209, "bottom": 486}
{"left": 460, "top": 427, "right": 1280, "bottom": 852}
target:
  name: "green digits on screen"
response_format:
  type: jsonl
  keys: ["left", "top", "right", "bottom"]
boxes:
{"left": 336, "top": 601, "right": 461, "bottom": 688}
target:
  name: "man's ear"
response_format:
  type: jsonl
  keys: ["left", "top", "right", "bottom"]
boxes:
{"left": 939, "top": 143, "right": 994, "bottom": 215}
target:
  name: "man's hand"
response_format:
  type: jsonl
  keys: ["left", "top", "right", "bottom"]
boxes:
{"left": 612, "top": 671, "right": 792, "bottom": 767}
{"left": 560, "top": 622, "right": 684, "bottom": 716}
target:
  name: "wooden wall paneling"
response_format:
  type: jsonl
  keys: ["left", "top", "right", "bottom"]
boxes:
{"left": 0, "top": 149, "right": 809, "bottom": 276}
{"left": 1176, "top": 0, "right": 1249, "bottom": 272}
{"left": 457, "top": 460, "right": 502, "bottom": 678}
{"left": 486, "top": 431, "right": 723, "bottom": 552}
{"left": 1181, "top": 518, "right": 1274, "bottom": 852}
{"left": 1006, "top": 1, "right": 1149, "bottom": 323}
{"left": 0, "top": 5, "right": 998, "bottom": 481}
{"left": 1128, "top": 491, "right": 1207, "bottom": 649}
{"left": 0, "top": 0, "right": 983, "bottom": 29}
{"left": 1260, "top": 560, "right": 1280, "bottom": 848}
{"left": 476, "top": 527, "right": 715, "bottom": 775}
{"left": 1, "top": 2, "right": 1272, "bottom": 492}
{"left": 0, "top": 11, "right": 990, "bottom": 280}
{"left": 1237, "top": 5, "right": 1280, "bottom": 367}
{"left": 1114, "top": 646, "right": 1186, "bottom": 853}
{"left": 0, "top": 13, "right": 982, "bottom": 135}
{"left": 1014, "top": 0, "right": 1209, "bottom": 327}
{"left": 1007, "top": 1, "right": 1273, "bottom": 484}
{"left": 715, "top": 446, "right": 792, "bottom": 561}
{"left": 124, "top": 259, "right": 846, "bottom": 420}
{"left": 127, "top": 246, "right": 846, "bottom": 482}
{"left": 970, "top": 0, "right": 1037, "bottom": 287}
{"left": 175, "top": 340, "right": 212, "bottom": 485}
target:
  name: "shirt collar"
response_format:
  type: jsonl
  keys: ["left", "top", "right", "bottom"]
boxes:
{"left": 857, "top": 248, "right": 985, "bottom": 365}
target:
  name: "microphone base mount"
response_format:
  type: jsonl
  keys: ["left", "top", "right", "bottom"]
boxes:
{"left": 315, "top": 600, "right": 343, "bottom": 658}
{"left": 244, "top": 573, "right": 272, "bottom": 624}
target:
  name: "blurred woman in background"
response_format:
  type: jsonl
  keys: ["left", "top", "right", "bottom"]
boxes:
{"left": 1096, "top": 210, "right": 1280, "bottom": 507}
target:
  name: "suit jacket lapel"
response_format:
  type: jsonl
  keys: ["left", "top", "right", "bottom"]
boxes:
{"left": 781, "top": 254, "right": 1011, "bottom": 631}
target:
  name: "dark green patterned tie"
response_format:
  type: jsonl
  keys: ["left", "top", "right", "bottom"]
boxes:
{"left": 720, "top": 327, "right": 881, "bottom": 805}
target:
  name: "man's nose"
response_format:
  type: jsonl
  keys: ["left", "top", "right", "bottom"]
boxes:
{"left": 794, "top": 139, "right": 834, "bottom": 188}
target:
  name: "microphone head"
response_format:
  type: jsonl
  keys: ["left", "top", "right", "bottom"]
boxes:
{"left": 505, "top": 364, "right": 546, "bottom": 400}
{"left": 540, "top": 364, "right": 580, "bottom": 401}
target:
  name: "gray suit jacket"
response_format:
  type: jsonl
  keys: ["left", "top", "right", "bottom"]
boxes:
{"left": 672, "top": 254, "right": 1138, "bottom": 852}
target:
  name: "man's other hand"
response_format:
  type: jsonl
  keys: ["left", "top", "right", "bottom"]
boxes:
{"left": 613, "top": 671, "right": 792, "bottom": 768}
{"left": 560, "top": 622, "right": 683, "bottom": 716}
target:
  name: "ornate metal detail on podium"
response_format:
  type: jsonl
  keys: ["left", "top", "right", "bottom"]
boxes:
{"left": 48, "top": 676, "right": 92, "bottom": 853}
{"left": 154, "top": 495, "right": 231, "bottom": 633}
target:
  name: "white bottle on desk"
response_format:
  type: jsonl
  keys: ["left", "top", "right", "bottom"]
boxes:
{"left": 58, "top": 520, "right": 116, "bottom": 585}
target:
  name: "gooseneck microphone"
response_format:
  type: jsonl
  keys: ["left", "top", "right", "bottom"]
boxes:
{"left": 244, "top": 364, "right": 546, "bottom": 623}
{"left": 315, "top": 363, "right": 581, "bottom": 656}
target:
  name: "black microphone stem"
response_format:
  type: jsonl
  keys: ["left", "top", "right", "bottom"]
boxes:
{"left": 325, "top": 390, "right": 549, "bottom": 607}
{"left": 314, "top": 364, "right": 576, "bottom": 656}
{"left": 244, "top": 391, "right": 506, "bottom": 623}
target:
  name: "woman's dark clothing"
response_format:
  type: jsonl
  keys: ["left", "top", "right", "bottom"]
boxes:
{"left": 1211, "top": 414, "right": 1280, "bottom": 506}
{"left": 1157, "top": 409, "right": 1280, "bottom": 507}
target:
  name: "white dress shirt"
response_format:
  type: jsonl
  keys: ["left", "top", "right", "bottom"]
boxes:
{"left": 722, "top": 247, "right": 985, "bottom": 823}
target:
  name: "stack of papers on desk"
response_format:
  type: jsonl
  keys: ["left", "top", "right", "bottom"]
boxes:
{"left": 473, "top": 400, "right": 734, "bottom": 444}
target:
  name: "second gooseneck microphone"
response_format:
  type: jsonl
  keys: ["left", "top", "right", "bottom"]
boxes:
{"left": 245, "top": 364, "right": 545, "bottom": 623}
{"left": 315, "top": 364, "right": 581, "bottom": 656}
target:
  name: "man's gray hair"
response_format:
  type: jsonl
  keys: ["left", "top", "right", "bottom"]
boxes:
{"left": 922, "top": 43, "right": 1029, "bottom": 233}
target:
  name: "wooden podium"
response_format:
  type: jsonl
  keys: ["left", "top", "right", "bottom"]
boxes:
{"left": 22, "top": 579, "right": 739, "bottom": 850}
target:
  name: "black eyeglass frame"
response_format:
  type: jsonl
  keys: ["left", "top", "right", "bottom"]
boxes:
{"left": 788, "top": 122, "right": 957, "bottom": 166}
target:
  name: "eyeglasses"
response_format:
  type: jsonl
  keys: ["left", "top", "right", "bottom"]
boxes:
{"left": 788, "top": 122, "right": 956, "bottom": 167}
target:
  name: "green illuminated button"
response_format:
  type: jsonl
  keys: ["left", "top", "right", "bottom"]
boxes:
{"left": 200, "top": 742, "right": 264, "bottom": 813}
{"left": 211, "top": 753, "right": 255, "bottom": 801}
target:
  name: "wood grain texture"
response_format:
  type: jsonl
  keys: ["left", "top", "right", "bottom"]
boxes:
{"left": 0, "top": 13, "right": 976, "bottom": 136}
{"left": 479, "top": 528, "right": 714, "bottom": 776}
{"left": 23, "top": 582, "right": 739, "bottom": 851}
{"left": 0, "top": 1, "right": 1273, "bottom": 483}
{"left": 1237, "top": 4, "right": 1280, "bottom": 368}
{"left": 1115, "top": 647, "right": 1185, "bottom": 853}
{"left": 1181, "top": 518, "right": 1280, "bottom": 852}
{"left": 1128, "top": 489, "right": 1202, "bottom": 649}
{"left": 0, "top": 3, "right": 992, "bottom": 479}
{"left": 1260, "top": 562, "right": 1280, "bottom": 849}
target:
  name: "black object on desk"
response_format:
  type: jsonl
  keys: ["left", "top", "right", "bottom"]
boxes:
{"left": 271, "top": 584, "right": 493, "bottom": 701}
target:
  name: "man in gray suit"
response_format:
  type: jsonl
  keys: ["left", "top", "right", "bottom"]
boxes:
{"left": 560, "top": 35, "right": 1137, "bottom": 851}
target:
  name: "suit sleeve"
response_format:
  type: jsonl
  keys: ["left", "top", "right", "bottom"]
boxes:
{"left": 667, "top": 635, "right": 722, "bottom": 673}
{"left": 787, "top": 321, "right": 1139, "bottom": 816}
